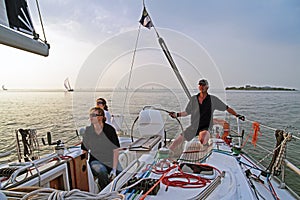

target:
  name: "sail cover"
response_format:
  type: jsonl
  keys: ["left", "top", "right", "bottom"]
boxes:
{"left": 0, "top": 0, "right": 49, "bottom": 56}
{"left": 4, "top": 0, "right": 35, "bottom": 36}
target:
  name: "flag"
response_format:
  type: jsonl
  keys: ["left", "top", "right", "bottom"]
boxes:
{"left": 139, "top": 7, "right": 153, "bottom": 29}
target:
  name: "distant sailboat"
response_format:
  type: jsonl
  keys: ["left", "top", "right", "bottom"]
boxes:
{"left": 0, "top": 0, "right": 50, "bottom": 56}
{"left": 64, "top": 78, "right": 74, "bottom": 92}
{"left": 2, "top": 85, "right": 7, "bottom": 91}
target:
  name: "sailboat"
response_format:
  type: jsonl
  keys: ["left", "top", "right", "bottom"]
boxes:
{"left": 0, "top": 0, "right": 50, "bottom": 56}
{"left": 64, "top": 78, "right": 74, "bottom": 92}
{"left": 0, "top": 3, "right": 299, "bottom": 200}
{"left": 2, "top": 85, "right": 7, "bottom": 91}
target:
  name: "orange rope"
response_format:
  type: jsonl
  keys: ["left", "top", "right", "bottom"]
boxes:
{"left": 251, "top": 122, "right": 261, "bottom": 147}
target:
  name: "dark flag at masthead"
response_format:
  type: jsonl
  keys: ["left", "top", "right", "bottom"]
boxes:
{"left": 139, "top": 7, "right": 153, "bottom": 29}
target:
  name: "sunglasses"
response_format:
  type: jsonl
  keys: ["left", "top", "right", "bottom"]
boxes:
{"left": 96, "top": 101, "right": 104, "bottom": 105}
{"left": 90, "top": 113, "right": 103, "bottom": 117}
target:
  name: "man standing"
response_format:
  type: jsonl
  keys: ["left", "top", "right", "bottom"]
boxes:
{"left": 169, "top": 79, "right": 244, "bottom": 151}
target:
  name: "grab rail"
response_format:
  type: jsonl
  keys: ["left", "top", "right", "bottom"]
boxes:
{"left": 284, "top": 159, "right": 300, "bottom": 176}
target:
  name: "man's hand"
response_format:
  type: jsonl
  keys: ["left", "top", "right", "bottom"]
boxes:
{"left": 236, "top": 114, "right": 245, "bottom": 121}
{"left": 109, "top": 169, "right": 117, "bottom": 181}
{"left": 169, "top": 112, "right": 177, "bottom": 118}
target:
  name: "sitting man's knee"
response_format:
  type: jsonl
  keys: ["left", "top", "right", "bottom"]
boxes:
{"left": 90, "top": 161, "right": 107, "bottom": 175}
{"left": 91, "top": 164, "right": 101, "bottom": 172}
{"left": 198, "top": 130, "right": 210, "bottom": 144}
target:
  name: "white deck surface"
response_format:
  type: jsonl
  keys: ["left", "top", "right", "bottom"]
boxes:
{"left": 102, "top": 138, "right": 297, "bottom": 199}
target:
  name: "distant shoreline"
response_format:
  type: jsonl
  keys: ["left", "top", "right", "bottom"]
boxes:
{"left": 1, "top": 87, "right": 297, "bottom": 92}
{"left": 226, "top": 85, "right": 297, "bottom": 91}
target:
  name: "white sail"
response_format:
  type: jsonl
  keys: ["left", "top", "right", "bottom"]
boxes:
{"left": 64, "top": 78, "right": 74, "bottom": 92}
{"left": 0, "top": 0, "right": 49, "bottom": 56}
{"left": 2, "top": 85, "right": 7, "bottom": 90}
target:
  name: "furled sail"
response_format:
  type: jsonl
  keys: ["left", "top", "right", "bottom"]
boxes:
{"left": 0, "top": 0, "right": 49, "bottom": 56}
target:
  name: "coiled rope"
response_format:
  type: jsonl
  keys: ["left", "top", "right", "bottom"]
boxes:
{"left": 271, "top": 132, "right": 292, "bottom": 175}
{"left": 21, "top": 188, "right": 124, "bottom": 200}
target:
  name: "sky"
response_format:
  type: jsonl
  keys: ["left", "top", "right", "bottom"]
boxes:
{"left": 1, "top": 0, "right": 300, "bottom": 90}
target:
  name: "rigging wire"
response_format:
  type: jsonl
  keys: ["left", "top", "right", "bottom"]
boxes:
{"left": 245, "top": 118, "right": 277, "bottom": 131}
{"left": 35, "top": 0, "right": 48, "bottom": 45}
{"left": 121, "top": 25, "right": 142, "bottom": 134}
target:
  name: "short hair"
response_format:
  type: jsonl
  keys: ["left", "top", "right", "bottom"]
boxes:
{"left": 198, "top": 79, "right": 209, "bottom": 86}
{"left": 89, "top": 107, "right": 106, "bottom": 122}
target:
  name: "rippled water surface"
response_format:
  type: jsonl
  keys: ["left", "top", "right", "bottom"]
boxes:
{"left": 0, "top": 90, "right": 299, "bottom": 194}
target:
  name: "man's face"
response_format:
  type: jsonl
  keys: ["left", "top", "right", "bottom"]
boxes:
{"left": 198, "top": 84, "right": 208, "bottom": 93}
{"left": 89, "top": 111, "right": 103, "bottom": 124}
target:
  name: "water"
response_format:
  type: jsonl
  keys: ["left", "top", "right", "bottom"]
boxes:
{"left": 0, "top": 89, "right": 299, "bottom": 194}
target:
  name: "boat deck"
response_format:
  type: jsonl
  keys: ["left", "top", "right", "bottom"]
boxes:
{"left": 102, "top": 138, "right": 298, "bottom": 200}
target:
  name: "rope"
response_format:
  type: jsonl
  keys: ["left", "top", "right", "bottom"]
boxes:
{"left": 266, "top": 175, "right": 280, "bottom": 200}
{"left": 241, "top": 131, "right": 251, "bottom": 148}
{"left": 21, "top": 188, "right": 124, "bottom": 200}
{"left": 251, "top": 122, "right": 261, "bottom": 147}
{"left": 272, "top": 132, "right": 292, "bottom": 175}
{"left": 161, "top": 163, "right": 220, "bottom": 191}
{"left": 152, "top": 162, "right": 220, "bottom": 190}
{"left": 29, "top": 129, "right": 40, "bottom": 160}
{"left": 32, "top": 162, "right": 41, "bottom": 187}
{"left": 243, "top": 119, "right": 300, "bottom": 150}
{"left": 35, "top": 0, "right": 48, "bottom": 43}
{"left": 257, "top": 143, "right": 282, "bottom": 165}
{"left": 162, "top": 170, "right": 210, "bottom": 188}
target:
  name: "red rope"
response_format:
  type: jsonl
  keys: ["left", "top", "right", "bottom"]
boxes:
{"left": 162, "top": 170, "right": 210, "bottom": 188}
{"left": 140, "top": 164, "right": 176, "bottom": 200}
{"left": 162, "top": 163, "right": 217, "bottom": 189}
{"left": 141, "top": 162, "right": 221, "bottom": 199}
